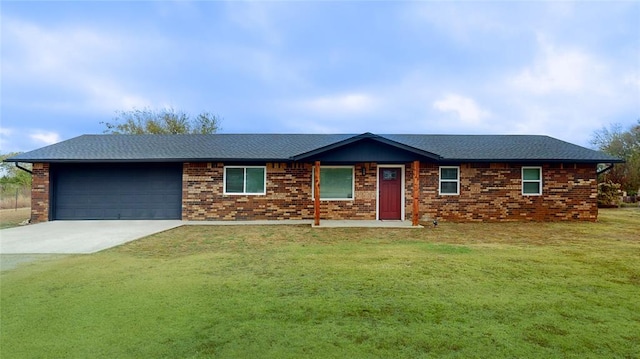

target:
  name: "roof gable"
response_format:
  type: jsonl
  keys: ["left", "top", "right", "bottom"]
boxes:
{"left": 291, "top": 133, "right": 441, "bottom": 162}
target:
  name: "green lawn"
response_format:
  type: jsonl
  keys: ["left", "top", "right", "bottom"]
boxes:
{"left": 1, "top": 209, "right": 639, "bottom": 358}
{"left": 0, "top": 207, "right": 30, "bottom": 229}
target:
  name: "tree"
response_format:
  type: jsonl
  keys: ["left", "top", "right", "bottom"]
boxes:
{"left": 101, "top": 108, "right": 221, "bottom": 134}
{"left": 591, "top": 120, "right": 640, "bottom": 195}
{"left": 0, "top": 153, "right": 32, "bottom": 190}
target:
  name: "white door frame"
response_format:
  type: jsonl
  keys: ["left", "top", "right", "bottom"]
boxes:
{"left": 376, "top": 164, "right": 405, "bottom": 221}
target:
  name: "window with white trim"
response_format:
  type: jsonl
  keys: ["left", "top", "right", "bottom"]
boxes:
{"left": 224, "top": 166, "right": 266, "bottom": 195}
{"left": 522, "top": 167, "right": 542, "bottom": 195}
{"left": 439, "top": 166, "right": 460, "bottom": 195}
{"left": 312, "top": 166, "right": 354, "bottom": 200}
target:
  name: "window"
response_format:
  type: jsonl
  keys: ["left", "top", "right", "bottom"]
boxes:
{"left": 224, "top": 166, "right": 266, "bottom": 195}
{"left": 312, "top": 166, "right": 354, "bottom": 200}
{"left": 522, "top": 167, "right": 542, "bottom": 195}
{"left": 439, "top": 166, "right": 459, "bottom": 195}
{"left": 382, "top": 169, "right": 397, "bottom": 180}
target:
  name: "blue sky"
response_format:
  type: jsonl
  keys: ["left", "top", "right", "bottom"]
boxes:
{"left": 2, "top": 1, "right": 639, "bottom": 153}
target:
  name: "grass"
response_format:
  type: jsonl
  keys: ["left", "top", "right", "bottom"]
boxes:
{"left": 1, "top": 208, "right": 639, "bottom": 358}
{"left": 0, "top": 207, "right": 30, "bottom": 229}
{"left": 0, "top": 187, "right": 30, "bottom": 210}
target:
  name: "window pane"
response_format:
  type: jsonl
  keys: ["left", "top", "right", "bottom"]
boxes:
{"left": 441, "top": 168, "right": 458, "bottom": 180}
{"left": 245, "top": 168, "right": 265, "bottom": 193}
{"left": 523, "top": 182, "right": 540, "bottom": 194}
{"left": 225, "top": 168, "right": 244, "bottom": 193}
{"left": 321, "top": 168, "right": 353, "bottom": 199}
{"left": 523, "top": 168, "right": 541, "bottom": 181}
{"left": 441, "top": 181, "right": 458, "bottom": 194}
{"left": 383, "top": 169, "right": 397, "bottom": 180}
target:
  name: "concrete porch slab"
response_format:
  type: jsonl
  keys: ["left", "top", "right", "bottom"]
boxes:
{"left": 183, "top": 219, "right": 422, "bottom": 228}
{"left": 312, "top": 220, "right": 423, "bottom": 228}
{"left": 182, "top": 220, "right": 313, "bottom": 226}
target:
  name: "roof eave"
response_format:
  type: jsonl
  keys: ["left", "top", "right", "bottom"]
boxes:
{"left": 6, "top": 157, "right": 623, "bottom": 164}
{"left": 438, "top": 158, "right": 625, "bottom": 164}
{"left": 3, "top": 158, "right": 295, "bottom": 164}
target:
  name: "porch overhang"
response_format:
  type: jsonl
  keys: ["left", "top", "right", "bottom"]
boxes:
{"left": 291, "top": 132, "right": 442, "bottom": 163}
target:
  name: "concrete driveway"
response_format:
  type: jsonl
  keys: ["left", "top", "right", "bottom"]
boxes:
{"left": 0, "top": 220, "right": 183, "bottom": 254}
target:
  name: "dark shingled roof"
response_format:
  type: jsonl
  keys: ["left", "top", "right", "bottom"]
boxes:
{"left": 5, "top": 133, "right": 622, "bottom": 164}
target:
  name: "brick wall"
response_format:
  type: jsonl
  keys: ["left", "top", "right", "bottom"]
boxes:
{"left": 31, "top": 163, "right": 50, "bottom": 223}
{"left": 183, "top": 162, "right": 313, "bottom": 220}
{"left": 29, "top": 161, "right": 597, "bottom": 223}
{"left": 182, "top": 162, "right": 380, "bottom": 221}
{"left": 405, "top": 163, "right": 598, "bottom": 222}
{"left": 322, "top": 163, "right": 377, "bottom": 220}
{"left": 184, "top": 161, "right": 597, "bottom": 222}
{"left": 31, "top": 163, "right": 598, "bottom": 223}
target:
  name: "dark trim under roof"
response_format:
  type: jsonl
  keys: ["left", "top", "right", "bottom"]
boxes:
{"left": 291, "top": 132, "right": 442, "bottom": 161}
{"left": 5, "top": 133, "right": 624, "bottom": 164}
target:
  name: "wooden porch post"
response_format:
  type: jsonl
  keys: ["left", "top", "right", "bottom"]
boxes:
{"left": 314, "top": 161, "right": 321, "bottom": 226}
{"left": 412, "top": 160, "right": 420, "bottom": 226}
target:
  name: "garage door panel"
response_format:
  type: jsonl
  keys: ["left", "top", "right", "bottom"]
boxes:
{"left": 53, "top": 163, "right": 182, "bottom": 220}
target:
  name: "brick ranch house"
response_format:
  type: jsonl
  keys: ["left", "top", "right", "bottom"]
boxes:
{"left": 6, "top": 132, "right": 622, "bottom": 224}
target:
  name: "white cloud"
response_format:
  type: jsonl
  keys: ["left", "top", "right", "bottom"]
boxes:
{"left": 29, "top": 131, "right": 61, "bottom": 145}
{"left": 3, "top": 18, "right": 118, "bottom": 79}
{"left": 296, "top": 93, "right": 379, "bottom": 115}
{"left": 624, "top": 72, "right": 640, "bottom": 88}
{"left": 280, "top": 92, "right": 384, "bottom": 133}
{"left": 404, "top": 2, "right": 509, "bottom": 44}
{"left": 2, "top": 17, "right": 154, "bottom": 115}
{"left": 0, "top": 127, "right": 14, "bottom": 152}
{"left": 498, "top": 35, "right": 639, "bottom": 145}
{"left": 0, "top": 127, "right": 64, "bottom": 152}
{"left": 509, "top": 36, "right": 605, "bottom": 95}
{"left": 433, "top": 93, "right": 490, "bottom": 125}
{"left": 84, "top": 82, "right": 152, "bottom": 113}
{"left": 225, "top": 2, "right": 284, "bottom": 46}
{"left": 0, "top": 128, "right": 12, "bottom": 137}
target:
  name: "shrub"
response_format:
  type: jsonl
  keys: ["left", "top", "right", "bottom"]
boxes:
{"left": 597, "top": 181, "right": 622, "bottom": 208}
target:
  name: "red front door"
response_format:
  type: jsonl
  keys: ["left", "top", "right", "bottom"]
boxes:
{"left": 379, "top": 168, "right": 402, "bottom": 220}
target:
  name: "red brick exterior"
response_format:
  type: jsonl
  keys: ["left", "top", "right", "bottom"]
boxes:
{"left": 30, "top": 163, "right": 50, "bottom": 223}
{"left": 31, "top": 161, "right": 598, "bottom": 223}
{"left": 319, "top": 163, "right": 378, "bottom": 220}
{"left": 405, "top": 162, "right": 598, "bottom": 222}
{"left": 183, "top": 161, "right": 598, "bottom": 222}
{"left": 182, "top": 162, "right": 378, "bottom": 220}
{"left": 183, "top": 162, "right": 313, "bottom": 220}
